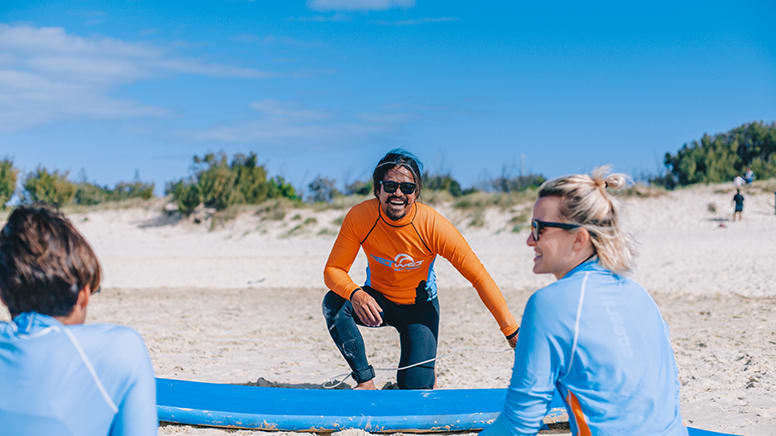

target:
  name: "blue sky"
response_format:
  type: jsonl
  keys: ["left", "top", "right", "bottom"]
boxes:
{"left": 2, "top": 0, "right": 775, "bottom": 194}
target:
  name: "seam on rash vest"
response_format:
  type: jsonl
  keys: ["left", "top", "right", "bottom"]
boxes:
{"left": 360, "top": 215, "right": 381, "bottom": 245}
{"left": 63, "top": 328, "right": 119, "bottom": 413}
{"left": 410, "top": 222, "right": 432, "bottom": 254}
{"left": 566, "top": 271, "right": 590, "bottom": 374}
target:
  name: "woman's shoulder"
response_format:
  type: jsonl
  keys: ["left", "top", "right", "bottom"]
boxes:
{"left": 72, "top": 324, "right": 151, "bottom": 376}
{"left": 72, "top": 323, "right": 147, "bottom": 351}
{"left": 529, "top": 266, "right": 634, "bottom": 304}
{"left": 528, "top": 278, "right": 583, "bottom": 310}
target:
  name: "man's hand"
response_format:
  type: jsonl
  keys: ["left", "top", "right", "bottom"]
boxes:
{"left": 351, "top": 289, "right": 383, "bottom": 327}
{"left": 507, "top": 329, "right": 519, "bottom": 348}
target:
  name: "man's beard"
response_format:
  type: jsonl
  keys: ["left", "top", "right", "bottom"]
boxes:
{"left": 385, "top": 197, "right": 408, "bottom": 220}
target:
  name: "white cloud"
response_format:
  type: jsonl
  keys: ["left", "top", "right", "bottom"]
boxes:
{"left": 0, "top": 24, "right": 274, "bottom": 132}
{"left": 185, "top": 100, "right": 408, "bottom": 144}
{"left": 66, "top": 9, "right": 107, "bottom": 26}
{"left": 189, "top": 121, "right": 385, "bottom": 143}
{"left": 290, "top": 13, "right": 352, "bottom": 23}
{"left": 375, "top": 17, "right": 459, "bottom": 26}
{"left": 157, "top": 59, "right": 275, "bottom": 78}
{"left": 307, "top": 0, "right": 414, "bottom": 11}
{"left": 232, "top": 34, "right": 323, "bottom": 48}
{"left": 357, "top": 112, "right": 413, "bottom": 123}
{"left": 250, "top": 100, "right": 332, "bottom": 121}
{"left": 0, "top": 24, "right": 161, "bottom": 57}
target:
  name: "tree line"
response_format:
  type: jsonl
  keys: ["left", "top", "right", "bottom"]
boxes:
{"left": 5, "top": 120, "right": 770, "bottom": 212}
{"left": 655, "top": 121, "right": 776, "bottom": 188}
{"left": 0, "top": 151, "right": 546, "bottom": 215}
{"left": 0, "top": 163, "right": 153, "bottom": 210}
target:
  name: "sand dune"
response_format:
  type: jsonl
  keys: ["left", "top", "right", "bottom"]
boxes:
{"left": 1, "top": 182, "right": 774, "bottom": 435}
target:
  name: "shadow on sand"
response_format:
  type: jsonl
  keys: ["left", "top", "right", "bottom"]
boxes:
{"left": 241, "top": 377, "right": 353, "bottom": 390}
{"left": 240, "top": 377, "right": 402, "bottom": 390}
{"left": 136, "top": 212, "right": 183, "bottom": 228}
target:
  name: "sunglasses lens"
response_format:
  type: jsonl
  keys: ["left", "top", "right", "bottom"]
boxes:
{"left": 382, "top": 181, "right": 399, "bottom": 193}
{"left": 382, "top": 181, "right": 415, "bottom": 194}
{"left": 399, "top": 183, "right": 416, "bottom": 194}
{"left": 531, "top": 220, "right": 540, "bottom": 241}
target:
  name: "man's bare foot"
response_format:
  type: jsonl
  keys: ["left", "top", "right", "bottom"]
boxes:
{"left": 355, "top": 380, "right": 377, "bottom": 390}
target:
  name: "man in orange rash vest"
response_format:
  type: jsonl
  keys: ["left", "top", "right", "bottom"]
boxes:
{"left": 322, "top": 149, "right": 519, "bottom": 390}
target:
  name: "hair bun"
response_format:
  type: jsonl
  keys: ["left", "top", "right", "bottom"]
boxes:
{"left": 603, "top": 173, "right": 628, "bottom": 190}
{"left": 591, "top": 165, "right": 628, "bottom": 190}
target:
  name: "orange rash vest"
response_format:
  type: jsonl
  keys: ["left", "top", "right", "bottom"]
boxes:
{"left": 324, "top": 198, "right": 519, "bottom": 337}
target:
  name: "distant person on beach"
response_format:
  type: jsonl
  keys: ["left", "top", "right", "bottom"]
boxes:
{"left": 322, "top": 149, "right": 519, "bottom": 390}
{"left": 482, "top": 168, "right": 688, "bottom": 436}
{"left": 733, "top": 189, "right": 744, "bottom": 221}
{"left": 734, "top": 175, "right": 745, "bottom": 188}
{"left": 0, "top": 205, "right": 157, "bottom": 436}
{"left": 744, "top": 167, "right": 755, "bottom": 184}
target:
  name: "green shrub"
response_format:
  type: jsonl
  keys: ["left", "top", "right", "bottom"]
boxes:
{"left": 661, "top": 121, "right": 776, "bottom": 187}
{"left": 169, "top": 152, "right": 299, "bottom": 215}
{"left": 72, "top": 179, "right": 154, "bottom": 206}
{"left": 454, "top": 191, "right": 536, "bottom": 211}
{"left": 199, "top": 165, "right": 237, "bottom": 210}
{"left": 486, "top": 174, "right": 546, "bottom": 193}
{"left": 74, "top": 183, "right": 110, "bottom": 205}
{"left": 0, "top": 159, "right": 18, "bottom": 209}
{"left": 308, "top": 176, "right": 341, "bottom": 203}
{"left": 111, "top": 181, "right": 154, "bottom": 201}
{"left": 166, "top": 180, "right": 201, "bottom": 216}
{"left": 267, "top": 176, "right": 299, "bottom": 200}
{"left": 22, "top": 168, "right": 76, "bottom": 206}
{"left": 232, "top": 153, "right": 269, "bottom": 204}
{"left": 422, "top": 189, "right": 454, "bottom": 205}
{"left": 424, "top": 172, "right": 463, "bottom": 197}
{"left": 345, "top": 179, "right": 373, "bottom": 196}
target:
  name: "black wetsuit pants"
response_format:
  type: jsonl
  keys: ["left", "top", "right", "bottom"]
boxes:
{"left": 322, "top": 286, "right": 439, "bottom": 389}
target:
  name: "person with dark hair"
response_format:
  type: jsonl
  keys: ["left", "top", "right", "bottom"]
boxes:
{"left": 732, "top": 189, "right": 744, "bottom": 221}
{"left": 322, "top": 149, "right": 519, "bottom": 390}
{"left": 0, "top": 205, "right": 157, "bottom": 436}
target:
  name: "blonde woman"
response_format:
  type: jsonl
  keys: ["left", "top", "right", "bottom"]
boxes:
{"left": 482, "top": 168, "right": 687, "bottom": 436}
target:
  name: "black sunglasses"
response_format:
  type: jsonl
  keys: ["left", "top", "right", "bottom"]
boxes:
{"left": 530, "top": 219, "right": 581, "bottom": 241}
{"left": 380, "top": 180, "right": 417, "bottom": 195}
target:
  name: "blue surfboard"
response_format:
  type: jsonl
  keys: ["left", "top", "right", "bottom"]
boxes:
{"left": 156, "top": 378, "right": 566, "bottom": 432}
{"left": 156, "top": 378, "right": 738, "bottom": 435}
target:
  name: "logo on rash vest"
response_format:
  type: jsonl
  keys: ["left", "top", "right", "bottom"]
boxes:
{"left": 370, "top": 253, "right": 424, "bottom": 271}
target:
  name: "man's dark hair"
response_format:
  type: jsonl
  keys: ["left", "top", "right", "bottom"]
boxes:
{"left": 372, "top": 149, "right": 424, "bottom": 198}
{"left": 0, "top": 205, "right": 101, "bottom": 318}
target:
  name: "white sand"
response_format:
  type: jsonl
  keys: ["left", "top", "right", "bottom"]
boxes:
{"left": 1, "top": 182, "right": 775, "bottom": 435}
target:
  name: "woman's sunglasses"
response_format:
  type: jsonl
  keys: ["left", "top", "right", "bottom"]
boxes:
{"left": 380, "top": 180, "right": 417, "bottom": 195}
{"left": 530, "top": 219, "right": 580, "bottom": 241}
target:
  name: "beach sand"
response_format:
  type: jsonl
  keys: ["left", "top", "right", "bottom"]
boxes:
{"left": 2, "top": 182, "right": 774, "bottom": 435}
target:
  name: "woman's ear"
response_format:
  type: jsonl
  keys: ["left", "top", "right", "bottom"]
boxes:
{"left": 573, "top": 227, "right": 592, "bottom": 252}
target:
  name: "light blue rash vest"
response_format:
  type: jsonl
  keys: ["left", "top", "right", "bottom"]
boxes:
{"left": 482, "top": 260, "right": 688, "bottom": 436}
{"left": 0, "top": 312, "right": 158, "bottom": 436}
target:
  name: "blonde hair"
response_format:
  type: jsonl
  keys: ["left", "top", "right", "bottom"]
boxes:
{"left": 538, "top": 166, "right": 636, "bottom": 274}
